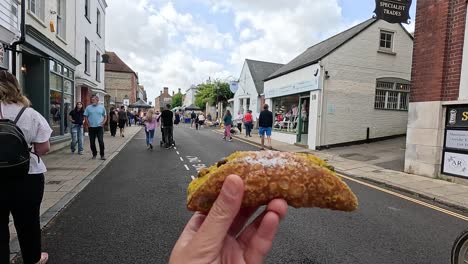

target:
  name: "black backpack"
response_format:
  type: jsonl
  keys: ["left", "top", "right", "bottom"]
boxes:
{"left": 0, "top": 106, "right": 31, "bottom": 176}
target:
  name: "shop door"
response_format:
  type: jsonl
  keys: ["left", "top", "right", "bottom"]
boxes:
{"left": 296, "top": 96, "right": 310, "bottom": 145}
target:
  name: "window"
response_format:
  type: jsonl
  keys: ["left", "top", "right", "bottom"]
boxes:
{"left": 56, "top": 0, "right": 66, "bottom": 39}
{"left": 85, "top": 38, "right": 90, "bottom": 74}
{"left": 48, "top": 60, "right": 74, "bottom": 137}
{"left": 96, "top": 51, "right": 101, "bottom": 81}
{"left": 96, "top": 9, "right": 101, "bottom": 36}
{"left": 379, "top": 30, "right": 394, "bottom": 51}
{"left": 85, "top": 0, "right": 90, "bottom": 21}
{"left": 374, "top": 79, "right": 410, "bottom": 111}
{"left": 28, "top": 0, "right": 44, "bottom": 20}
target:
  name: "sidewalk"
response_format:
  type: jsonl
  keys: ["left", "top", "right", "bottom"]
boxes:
{"left": 225, "top": 130, "right": 468, "bottom": 212}
{"left": 9, "top": 126, "right": 142, "bottom": 261}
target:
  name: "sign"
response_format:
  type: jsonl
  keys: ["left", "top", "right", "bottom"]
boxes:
{"left": 374, "top": 0, "right": 412, "bottom": 24}
{"left": 443, "top": 152, "right": 468, "bottom": 178}
{"left": 264, "top": 64, "right": 320, "bottom": 98}
{"left": 123, "top": 99, "right": 129, "bottom": 106}
{"left": 446, "top": 106, "right": 468, "bottom": 128}
{"left": 229, "top": 81, "right": 239, "bottom": 93}
{"left": 0, "top": 44, "right": 9, "bottom": 70}
{"left": 446, "top": 130, "right": 468, "bottom": 151}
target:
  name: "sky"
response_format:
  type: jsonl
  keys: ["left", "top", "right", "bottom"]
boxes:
{"left": 105, "top": 0, "right": 417, "bottom": 105}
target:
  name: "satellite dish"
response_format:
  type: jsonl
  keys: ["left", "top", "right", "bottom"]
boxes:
{"left": 229, "top": 81, "right": 239, "bottom": 93}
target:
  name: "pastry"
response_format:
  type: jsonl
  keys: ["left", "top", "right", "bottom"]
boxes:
{"left": 187, "top": 151, "right": 358, "bottom": 212}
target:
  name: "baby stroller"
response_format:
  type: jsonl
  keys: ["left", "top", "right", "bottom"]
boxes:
{"left": 160, "top": 125, "right": 176, "bottom": 148}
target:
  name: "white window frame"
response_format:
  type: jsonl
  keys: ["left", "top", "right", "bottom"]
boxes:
{"left": 374, "top": 79, "right": 410, "bottom": 111}
{"left": 96, "top": 51, "right": 101, "bottom": 82}
{"left": 85, "top": 38, "right": 90, "bottom": 74}
{"left": 379, "top": 30, "right": 394, "bottom": 52}
{"left": 28, "top": 0, "right": 44, "bottom": 21}
{"left": 56, "top": 0, "right": 66, "bottom": 40}
{"left": 96, "top": 9, "right": 101, "bottom": 37}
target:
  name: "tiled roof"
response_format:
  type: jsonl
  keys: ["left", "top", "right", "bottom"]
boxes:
{"left": 245, "top": 59, "right": 284, "bottom": 94}
{"left": 105, "top": 52, "right": 137, "bottom": 76}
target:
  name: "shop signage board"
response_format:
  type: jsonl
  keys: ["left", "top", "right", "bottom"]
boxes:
{"left": 265, "top": 64, "right": 321, "bottom": 98}
{"left": 123, "top": 99, "right": 129, "bottom": 106}
{"left": 442, "top": 105, "right": 468, "bottom": 178}
{"left": 0, "top": 44, "right": 9, "bottom": 70}
{"left": 374, "top": 0, "right": 412, "bottom": 24}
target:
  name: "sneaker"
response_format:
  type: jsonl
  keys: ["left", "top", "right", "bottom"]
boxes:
{"left": 36, "top": 252, "right": 48, "bottom": 264}
{"left": 92, "top": 156, "right": 97, "bottom": 160}
{"left": 147, "top": 145, "right": 151, "bottom": 150}
{"left": 78, "top": 152, "right": 83, "bottom": 155}
{"left": 71, "top": 150, "right": 75, "bottom": 154}
{"left": 150, "top": 144, "right": 153, "bottom": 150}
{"left": 100, "top": 156, "right": 106, "bottom": 160}
{"left": 228, "top": 139, "right": 232, "bottom": 142}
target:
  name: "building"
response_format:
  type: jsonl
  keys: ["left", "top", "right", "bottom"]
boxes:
{"left": 105, "top": 51, "right": 138, "bottom": 107}
{"left": 154, "top": 87, "right": 172, "bottom": 111}
{"left": 233, "top": 59, "right": 284, "bottom": 120}
{"left": 74, "top": 0, "right": 108, "bottom": 109}
{"left": 263, "top": 18, "right": 413, "bottom": 149}
{"left": 0, "top": 0, "right": 21, "bottom": 72}
{"left": 138, "top": 84, "right": 147, "bottom": 102}
{"left": 405, "top": 0, "right": 468, "bottom": 184}
{"left": 18, "top": 0, "right": 80, "bottom": 140}
{"left": 183, "top": 85, "right": 198, "bottom": 107}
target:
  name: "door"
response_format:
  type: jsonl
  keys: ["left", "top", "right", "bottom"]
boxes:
{"left": 296, "top": 96, "right": 310, "bottom": 145}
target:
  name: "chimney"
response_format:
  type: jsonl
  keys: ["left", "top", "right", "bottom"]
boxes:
{"left": 164, "top": 87, "right": 169, "bottom": 95}
{"left": 178, "top": 88, "right": 181, "bottom": 94}
{"left": 172, "top": 91, "right": 175, "bottom": 96}
{"left": 160, "top": 90, "right": 163, "bottom": 95}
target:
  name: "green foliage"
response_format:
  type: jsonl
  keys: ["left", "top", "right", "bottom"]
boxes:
{"left": 194, "top": 80, "right": 234, "bottom": 109}
{"left": 171, "top": 92, "right": 183, "bottom": 108}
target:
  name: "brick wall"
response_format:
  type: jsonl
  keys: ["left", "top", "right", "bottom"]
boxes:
{"left": 105, "top": 71, "right": 137, "bottom": 104}
{"left": 411, "top": 0, "right": 467, "bottom": 102}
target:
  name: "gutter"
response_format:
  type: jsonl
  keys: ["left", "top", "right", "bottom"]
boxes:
{"left": 12, "top": 0, "right": 26, "bottom": 76}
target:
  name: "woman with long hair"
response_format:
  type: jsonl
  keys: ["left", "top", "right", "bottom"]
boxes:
{"left": 0, "top": 70, "right": 51, "bottom": 264}
{"left": 69, "top": 102, "right": 85, "bottom": 154}
{"left": 223, "top": 109, "right": 233, "bottom": 142}
{"left": 144, "top": 109, "right": 157, "bottom": 150}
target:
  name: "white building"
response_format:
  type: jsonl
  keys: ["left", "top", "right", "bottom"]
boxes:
{"left": 74, "top": 0, "right": 107, "bottom": 105}
{"left": 233, "top": 59, "right": 283, "bottom": 120}
{"left": 0, "top": 0, "right": 21, "bottom": 71}
{"left": 183, "top": 85, "right": 199, "bottom": 108}
{"left": 264, "top": 18, "right": 413, "bottom": 149}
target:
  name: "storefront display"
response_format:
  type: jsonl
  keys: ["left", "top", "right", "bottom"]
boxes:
{"left": 272, "top": 94, "right": 309, "bottom": 135}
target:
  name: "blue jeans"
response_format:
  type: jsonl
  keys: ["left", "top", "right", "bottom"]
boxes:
{"left": 245, "top": 122, "right": 252, "bottom": 136}
{"left": 146, "top": 129, "right": 155, "bottom": 145}
{"left": 70, "top": 124, "right": 83, "bottom": 153}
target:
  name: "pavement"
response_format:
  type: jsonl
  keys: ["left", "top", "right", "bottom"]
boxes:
{"left": 226, "top": 129, "right": 468, "bottom": 212}
{"left": 13, "top": 124, "right": 468, "bottom": 263}
{"left": 9, "top": 125, "right": 142, "bottom": 262}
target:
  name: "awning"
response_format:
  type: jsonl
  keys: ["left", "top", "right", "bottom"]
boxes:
{"left": 128, "top": 99, "right": 152, "bottom": 108}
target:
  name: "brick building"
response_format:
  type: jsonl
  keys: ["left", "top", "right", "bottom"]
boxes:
{"left": 405, "top": 0, "right": 468, "bottom": 184}
{"left": 105, "top": 51, "right": 138, "bottom": 106}
{"left": 154, "top": 87, "right": 172, "bottom": 111}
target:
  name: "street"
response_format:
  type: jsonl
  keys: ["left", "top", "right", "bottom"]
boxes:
{"left": 19, "top": 124, "right": 468, "bottom": 264}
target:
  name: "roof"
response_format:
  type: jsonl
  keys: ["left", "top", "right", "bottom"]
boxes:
{"left": 245, "top": 59, "right": 284, "bottom": 94}
{"left": 265, "top": 18, "right": 377, "bottom": 81}
{"left": 105, "top": 52, "right": 137, "bottom": 77}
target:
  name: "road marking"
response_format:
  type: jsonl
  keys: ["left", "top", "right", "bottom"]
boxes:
{"left": 180, "top": 157, "right": 184, "bottom": 162}
{"left": 184, "top": 164, "right": 190, "bottom": 171}
{"left": 174, "top": 147, "right": 177, "bottom": 150}
{"left": 191, "top": 175, "right": 196, "bottom": 180}
{"left": 339, "top": 174, "right": 468, "bottom": 222}
{"left": 176, "top": 151, "right": 180, "bottom": 155}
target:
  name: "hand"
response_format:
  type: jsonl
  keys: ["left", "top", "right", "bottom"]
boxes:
{"left": 169, "top": 175, "right": 288, "bottom": 264}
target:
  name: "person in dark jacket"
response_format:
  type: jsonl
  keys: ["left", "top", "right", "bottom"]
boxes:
{"left": 223, "top": 110, "right": 233, "bottom": 141}
{"left": 118, "top": 106, "right": 128, "bottom": 137}
{"left": 258, "top": 104, "right": 274, "bottom": 150}
{"left": 161, "top": 104, "right": 174, "bottom": 149}
{"left": 69, "top": 102, "right": 85, "bottom": 154}
{"left": 109, "top": 107, "right": 118, "bottom": 137}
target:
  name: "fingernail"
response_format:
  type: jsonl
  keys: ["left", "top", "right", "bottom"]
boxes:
{"left": 223, "top": 176, "right": 238, "bottom": 196}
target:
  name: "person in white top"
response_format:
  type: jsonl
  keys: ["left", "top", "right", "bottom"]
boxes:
{"left": 0, "top": 70, "right": 52, "bottom": 264}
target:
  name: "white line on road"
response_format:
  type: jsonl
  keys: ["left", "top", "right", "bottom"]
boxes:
{"left": 176, "top": 151, "right": 180, "bottom": 155}
{"left": 191, "top": 175, "right": 196, "bottom": 180}
{"left": 180, "top": 157, "right": 184, "bottom": 162}
{"left": 184, "top": 164, "right": 190, "bottom": 171}
{"left": 174, "top": 147, "right": 177, "bottom": 150}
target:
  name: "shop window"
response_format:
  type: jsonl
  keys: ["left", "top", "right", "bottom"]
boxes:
{"left": 272, "top": 95, "right": 301, "bottom": 133}
{"left": 379, "top": 30, "right": 394, "bottom": 52}
{"left": 374, "top": 79, "right": 410, "bottom": 111}
{"left": 56, "top": 0, "right": 66, "bottom": 40}
{"left": 28, "top": 0, "right": 44, "bottom": 20}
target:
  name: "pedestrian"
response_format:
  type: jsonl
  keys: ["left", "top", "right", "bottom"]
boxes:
{"left": 117, "top": 106, "right": 127, "bottom": 137}
{"left": 243, "top": 110, "right": 253, "bottom": 137}
{"left": 174, "top": 111, "right": 180, "bottom": 126}
{"left": 236, "top": 111, "right": 243, "bottom": 134}
{"left": 69, "top": 102, "right": 85, "bottom": 154}
{"left": 133, "top": 111, "right": 139, "bottom": 126}
{"left": 195, "top": 113, "right": 199, "bottom": 130}
{"left": 143, "top": 109, "right": 157, "bottom": 150}
{"left": 223, "top": 110, "right": 233, "bottom": 142}
{"left": 190, "top": 111, "right": 197, "bottom": 128}
{"left": 169, "top": 175, "right": 288, "bottom": 264}
{"left": 127, "top": 110, "right": 132, "bottom": 126}
{"left": 161, "top": 104, "right": 174, "bottom": 149}
{"left": 0, "top": 70, "right": 52, "bottom": 264}
{"left": 109, "top": 107, "right": 118, "bottom": 137}
{"left": 198, "top": 113, "right": 205, "bottom": 129}
{"left": 84, "top": 96, "right": 107, "bottom": 160}
{"left": 258, "top": 104, "right": 274, "bottom": 150}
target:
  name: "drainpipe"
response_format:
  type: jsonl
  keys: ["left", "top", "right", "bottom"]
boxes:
{"left": 317, "top": 60, "right": 326, "bottom": 149}
{"left": 12, "top": 0, "right": 26, "bottom": 76}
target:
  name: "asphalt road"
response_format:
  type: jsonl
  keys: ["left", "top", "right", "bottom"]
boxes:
{"left": 16, "top": 124, "right": 468, "bottom": 263}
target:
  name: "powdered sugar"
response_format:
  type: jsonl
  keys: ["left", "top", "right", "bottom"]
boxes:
{"left": 235, "top": 151, "right": 298, "bottom": 167}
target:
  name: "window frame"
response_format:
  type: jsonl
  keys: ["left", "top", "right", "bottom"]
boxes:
{"left": 84, "top": 0, "right": 91, "bottom": 23}
{"left": 379, "top": 30, "right": 395, "bottom": 52}
{"left": 56, "top": 0, "right": 66, "bottom": 40}
{"left": 96, "top": 51, "right": 101, "bottom": 82}
{"left": 96, "top": 9, "right": 101, "bottom": 37}
{"left": 85, "top": 38, "right": 90, "bottom": 75}
{"left": 374, "top": 78, "right": 410, "bottom": 111}
{"left": 28, "top": 0, "right": 44, "bottom": 21}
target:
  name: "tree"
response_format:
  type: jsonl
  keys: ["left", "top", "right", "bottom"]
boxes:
{"left": 172, "top": 92, "right": 183, "bottom": 108}
{"left": 194, "top": 80, "right": 234, "bottom": 109}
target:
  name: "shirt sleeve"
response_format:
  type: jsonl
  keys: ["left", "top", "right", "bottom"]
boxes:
{"left": 83, "top": 107, "right": 89, "bottom": 116}
{"left": 102, "top": 107, "right": 107, "bottom": 116}
{"left": 33, "top": 111, "right": 53, "bottom": 143}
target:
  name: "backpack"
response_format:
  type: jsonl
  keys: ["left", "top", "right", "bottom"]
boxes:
{"left": 0, "top": 106, "right": 31, "bottom": 176}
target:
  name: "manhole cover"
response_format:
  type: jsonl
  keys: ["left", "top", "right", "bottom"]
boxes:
{"left": 47, "top": 181, "right": 62, "bottom": 185}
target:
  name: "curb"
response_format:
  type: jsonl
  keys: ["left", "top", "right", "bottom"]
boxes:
{"left": 10, "top": 127, "right": 142, "bottom": 262}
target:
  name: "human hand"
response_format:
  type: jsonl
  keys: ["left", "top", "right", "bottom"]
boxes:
{"left": 169, "top": 174, "right": 288, "bottom": 264}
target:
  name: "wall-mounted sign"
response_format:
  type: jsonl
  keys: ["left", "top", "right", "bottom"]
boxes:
{"left": 443, "top": 151, "right": 468, "bottom": 178}
{"left": 123, "top": 99, "right": 129, "bottom": 106}
{"left": 0, "top": 44, "right": 9, "bottom": 70}
{"left": 229, "top": 81, "right": 239, "bottom": 94}
{"left": 374, "top": 0, "right": 412, "bottom": 24}
{"left": 446, "top": 130, "right": 468, "bottom": 151}
{"left": 446, "top": 106, "right": 468, "bottom": 128}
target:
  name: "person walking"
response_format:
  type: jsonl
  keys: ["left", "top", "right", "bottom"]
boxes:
{"left": 198, "top": 113, "right": 205, "bottom": 129}
{"left": 84, "top": 96, "right": 107, "bottom": 160}
{"left": 223, "top": 110, "right": 233, "bottom": 142}
{"left": 133, "top": 111, "right": 139, "bottom": 126}
{"left": 109, "top": 107, "right": 118, "bottom": 137}
{"left": 69, "top": 102, "right": 85, "bottom": 154}
{"left": 174, "top": 111, "right": 180, "bottom": 126}
{"left": 143, "top": 109, "right": 157, "bottom": 150}
{"left": 258, "top": 104, "right": 274, "bottom": 150}
{"left": 161, "top": 104, "right": 174, "bottom": 149}
{"left": 236, "top": 111, "right": 243, "bottom": 134}
{"left": 0, "top": 70, "right": 52, "bottom": 264}
{"left": 117, "top": 106, "right": 127, "bottom": 137}
{"left": 190, "top": 111, "right": 197, "bottom": 128}
{"left": 127, "top": 110, "right": 133, "bottom": 126}
{"left": 243, "top": 110, "right": 253, "bottom": 137}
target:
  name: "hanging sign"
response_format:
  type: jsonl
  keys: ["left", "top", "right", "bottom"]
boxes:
{"left": 229, "top": 81, "right": 239, "bottom": 93}
{"left": 374, "top": 0, "right": 412, "bottom": 24}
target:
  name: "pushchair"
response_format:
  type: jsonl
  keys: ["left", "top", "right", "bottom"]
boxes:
{"left": 160, "top": 125, "right": 176, "bottom": 148}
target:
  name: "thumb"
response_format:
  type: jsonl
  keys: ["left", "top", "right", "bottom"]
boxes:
{"left": 192, "top": 174, "right": 244, "bottom": 249}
